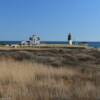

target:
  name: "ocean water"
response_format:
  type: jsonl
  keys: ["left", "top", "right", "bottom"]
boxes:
{"left": 0, "top": 41, "right": 100, "bottom": 48}
{"left": 42, "top": 41, "right": 100, "bottom": 48}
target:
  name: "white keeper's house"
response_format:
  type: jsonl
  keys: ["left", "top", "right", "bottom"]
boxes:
{"left": 21, "top": 34, "right": 40, "bottom": 46}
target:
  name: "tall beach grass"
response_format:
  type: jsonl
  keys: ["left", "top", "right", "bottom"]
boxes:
{"left": 0, "top": 60, "right": 99, "bottom": 100}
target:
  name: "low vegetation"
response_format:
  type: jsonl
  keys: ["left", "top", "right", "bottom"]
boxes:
{"left": 0, "top": 48, "right": 100, "bottom": 67}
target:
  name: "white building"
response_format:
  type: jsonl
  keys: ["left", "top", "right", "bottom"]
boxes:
{"left": 21, "top": 34, "right": 40, "bottom": 46}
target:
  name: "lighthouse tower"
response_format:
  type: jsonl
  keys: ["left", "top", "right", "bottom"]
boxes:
{"left": 68, "top": 33, "right": 72, "bottom": 45}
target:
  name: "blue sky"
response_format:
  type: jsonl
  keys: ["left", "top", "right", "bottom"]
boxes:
{"left": 0, "top": 0, "right": 100, "bottom": 41}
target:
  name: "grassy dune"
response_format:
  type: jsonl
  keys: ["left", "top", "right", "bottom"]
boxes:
{"left": 0, "top": 48, "right": 100, "bottom": 67}
{"left": 0, "top": 60, "right": 99, "bottom": 100}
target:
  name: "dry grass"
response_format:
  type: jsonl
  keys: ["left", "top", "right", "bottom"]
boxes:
{"left": 0, "top": 60, "right": 99, "bottom": 100}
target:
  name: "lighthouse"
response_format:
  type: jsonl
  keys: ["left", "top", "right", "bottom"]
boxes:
{"left": 68, "top": 33, "right": 72, "bottom": 45}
